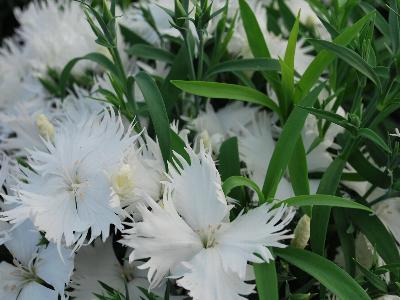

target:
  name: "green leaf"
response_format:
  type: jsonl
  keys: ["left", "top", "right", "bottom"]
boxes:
{"left": 348, "top": 209, "right": 400, "bottom": 280}
{"left": 275, "top": 247, "right": 371, "bottom": 300}
{"left": 218, "top": 138, "right": 244, "bottom": 204}
{"left": 288, "top": 139, "right": 310, "bottom": 196}
{"left": 262, "top": 83, "right": 324, "bottom": 199}
{"left": 206, "top": 58, "right": 280, "bottom": 78}
{"left": 359, "top": 3, "right": 390, "bottom": 40}
{"left": 277, "top": 195, "right": 372, "bottom": 212}
{"left": 307, "top": 39, "right": 381, "bottom": 90}
{"left": 348, "top": 150, "right": 391, "bottom": 189}
{"left": 389, "top": 0, "right": 400, "bottom": 54}
{"left": 170, "top": 129, "right": 190, "bottom": 164}
{"left": 222, "top": 176, "right": 265, "bottom": 204}
{"left": 238, "top": 0, "right": 270, "bottom": 58}
{"left": 254, "top": 261, "right": 279, "bottom": 300}
{"left": 171, "top": 80, "right": 281, "bottom": 115}
{"left": 60, "top": 52, "right": 120, "bottom": 96}
{"left": 358, "top": 128, "right": 391, "bottom": 153}
{"left": 135, "top": 72, "right": 171, "bottom": 168}
{"left": 294, "top": 12, "right": 375, "bottom": 101}
{"left": 298, "top": 105, "right": 358, "bottom": 134}
{"left": 311, "top": 157, "right": 347, "bottom": 255}
{"left": 127, "top": 44, "right": 175, "bottom": 63}
{"left": 355, "top": 260, "right": 388, "bottom": 293}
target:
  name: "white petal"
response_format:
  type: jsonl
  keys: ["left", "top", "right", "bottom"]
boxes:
{"left": 71, "top": 239, "right": 125, "bottom": 299}
{"left": 35, "top": 244, "right": 74, "bottom": 293}
{"left": 18, "top": 282, "right": 58, "bottom": 300}
{"left": 0, "top": 262, "right": 22, "bottom": 299}
{"left": 165, "top": 146, "right": 229, "bottom": 231}
{"left": 4, "top": 220, "right": 40, "bottom": 266}
{"left": 176, "top": 248, "right": 255, "bottom": 300}
{"left": 121, "top": 196, "right": 202, "bottom": 289}
{"left": 216, "top": 204, "right": 295, "bottom": 278}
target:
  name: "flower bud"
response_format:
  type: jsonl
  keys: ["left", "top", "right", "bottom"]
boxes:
{"left": 291, "top": 215, "right": 310, "bottom": 249}
{"left": 35, "top": 114, "right": 55, "bottom": 141}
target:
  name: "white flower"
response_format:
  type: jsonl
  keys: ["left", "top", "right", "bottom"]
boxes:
{"left": 0, "top": 98, "right": 58, "bottom": 156}
{"left": 0, "top": 38, "right": 45, "bottom": 110}
{"left": 14, "top": 0, "right": 101, "bottom": 76}
{"left": 71, "top": 238, "right": 175, "bottom": 300}
{"left": 110, "top": 133, "right": 165, "bottom": 213}
{"left": 237, "top": 111, "right": 294, "bottom": 199}
{"left": 0, "top": 220, "right": 74, "bottom": 300}
{"left": 121, "top": 146, "right": 294, "bottom": 299}
{"left": 1, "top": 106, "right": 139, "bottom": 249}
{"left": 120, "top": 1, "right": 179, "bottom": 46}
{"left": 285, "top": 0, "right": 330, "bottom": 40}
{"left": 187, "top": 102, "right": 258, "bottom": 153}
{"left": 226, "top": 1, "right": 314, "bottom": 74}
{"left": 373, "top": 197, "right": 400, "bottom": 244}
{"left": 302, "top": 105, "right": 345, "bottom": 172}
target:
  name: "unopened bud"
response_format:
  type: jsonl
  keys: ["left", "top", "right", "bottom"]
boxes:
{"left": 291, "top": 215, "right": 310, "bottom": 249}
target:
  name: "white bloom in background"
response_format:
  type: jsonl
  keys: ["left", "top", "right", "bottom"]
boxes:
{"left": 14, "top": 0, "right": 101, "bottom": 76}
{"left": 302, "top": 106, "right": 345, "bottom": 172}
{"left": 0, "top": 98, "right": 58, "bottom": 156}
{"left": 0, "top": 220, "right": 74, "bottom": 300}
{"left": 226, "top": 1, "right": 314, "bottom": 74}
{"left": 1, "top": 107, "right": 139, "bottom": 249}
{"left": 122, "top": 146, "right": 294, "bottom": 299}
{"left": 0, "top": 38, "right": 45, "bottom": 110}
{"left": 188, "top": 102, "right": 258, "bottom": 153}
{"left": 285, "top": 0, "right": 330, "bottom": 40}
{"left": 238, "top": 111, "right": 293, "bottom": 199}
{"left": 120, "top": 1, "right": 179, "bottom": 46}
{"left": 373, "top": 197, "right": 400, "bottom": 244}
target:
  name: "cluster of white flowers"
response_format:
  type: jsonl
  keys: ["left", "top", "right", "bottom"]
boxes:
{"left": 0, "top": 0, "right": 399, "bottom": 300}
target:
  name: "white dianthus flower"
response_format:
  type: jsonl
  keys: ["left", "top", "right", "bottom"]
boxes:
{"left": 0, "top": 220, "right": 74, "bottom": 300}
{"left": 121, "top": 146, "right": 294, "bottom": 299}
{"left": 1, "top": 106, "right": 139, "bottom": 249}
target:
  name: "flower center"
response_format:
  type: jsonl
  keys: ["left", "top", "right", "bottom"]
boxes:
{"left": 197, "top": 224, "right": 221, "bottom": 249}
{"left": 111, "top": 164, "right": 135, "bottom": 199}
{"left": 35, "top": 114, "right": 55, "bottom": 141}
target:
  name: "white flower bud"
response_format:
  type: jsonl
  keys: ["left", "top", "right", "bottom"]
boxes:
{"left": 291, "top": 215, "right": 310, "bottom": 249}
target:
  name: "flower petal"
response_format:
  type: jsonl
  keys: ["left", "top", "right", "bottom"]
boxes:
{"left": 216, "top": 204, "right": 295, "bottom": 278}
{"left": 176, "top": 248, "right": 255, "bottom": 300}
{"left": 121, "top": 195, "right": 202, "bottom": 289}
{"left": 165, "top": 145, "right": 229, "bottom": 231}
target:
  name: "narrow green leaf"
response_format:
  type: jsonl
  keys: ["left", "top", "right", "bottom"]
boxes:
{"left": 311, "top": 157, "right": 347, "bottom": 255}
{"left": 275, "top": 247, "right": 371, "bottom": 300}
{"left": 206, "top": 58, "right": 280, "bottom": 78}
{"left": 298, "top": 105, "right": 358, "bottom": 134}
{"left": 238, "top": 0, "right": 270, "bottom": 58}
{"left": 218, "top": 138, "right": 244, "bottom": 201}
{"left": 127, "top": 44, "right": 175, "bottom": 63}
{"left": 278, "top": 195, "right": 372, "bottom": 212}
{"left": 359, "top": 3, "right": 390, "bottom": 40}
{"left": 355, "top": 260, "right": 388, "bottom": 293}
{"left": 348, "top": 209, "right": 400, "bottom": 280}
{"left": 60, "top": 52, "right": 120, "bottom": 96}
{"left": 135, "top": 72, "right": 171, "bottom": 168}
{"left": 254, "top": 261, "right": 279, "bottom": 300}
{"left": 288, "top": 139, "right": 310, "bottom": 196}
{"left": 348, "top": 150, "right": 391, "bottom": 189}
{"left": 170, "top": 129, "right": 190, "bottom": 164}
{"left": 389, "top": 0, "right": 400, "bottom": 54}
{"left": 222, "top": 176, "right": 265, "bottom": 204}
{"left": 358, "top": 128, "right": 391, "bottom": 153}
{"left": 262, "top": 84, "right": 324, "bottom": 199}
{"left": 295, "top": 12, "right": 375, "bottom": 101}
{"left": 307, "top": 39, "right": 381, "bottom": 90}
{"left": 171, "top": 80, "right": 281, "bottom": 114}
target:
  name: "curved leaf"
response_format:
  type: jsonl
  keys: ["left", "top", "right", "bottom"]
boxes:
{"left": 206, "top": 58, "right": 280, "bottom": 77}
{"left": 275, "top": 247, "right": 371, "bottom": 300}
{"left": 171, "top": 80, "right": 281, "bottom": 115}
{"left": 222, "top": 176, "right": 265, "bottom": 204}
